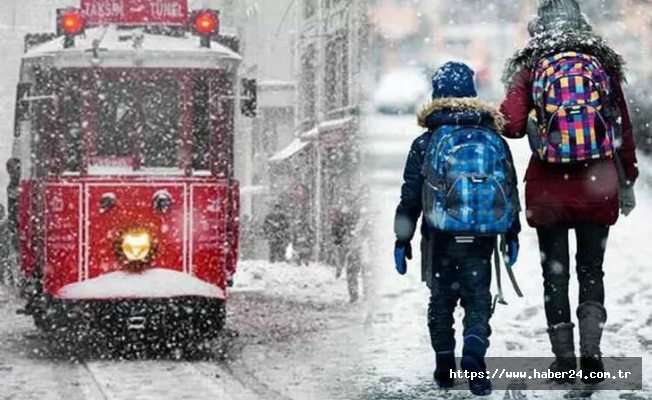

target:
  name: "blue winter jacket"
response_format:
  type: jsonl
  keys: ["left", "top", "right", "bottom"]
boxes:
{"left": 394, "top": 97, "right": 521, "bottom": 282}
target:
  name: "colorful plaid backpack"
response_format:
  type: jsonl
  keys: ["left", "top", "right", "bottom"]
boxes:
{"left": 529, "top": 52, "right": 620, "bottom": 163}
{"left": 422, "top": 125, "right": 518, "bottom": 235}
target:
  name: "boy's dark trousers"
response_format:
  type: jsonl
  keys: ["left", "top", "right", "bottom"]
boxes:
{"left": 426, "top": 233, "right": 494, "bottom": 356}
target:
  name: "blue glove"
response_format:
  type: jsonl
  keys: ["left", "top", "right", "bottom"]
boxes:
{"left": 502, "top": 235, "right": 519, "bottom": 268}
{"left": 394, "top": 241, "right": 412, "bottom": 275}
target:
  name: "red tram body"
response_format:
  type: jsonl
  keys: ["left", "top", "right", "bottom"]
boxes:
{"left": 8, "top": 0, "right": 251, "bottom": 342}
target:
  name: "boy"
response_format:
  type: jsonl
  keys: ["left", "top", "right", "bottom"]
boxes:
{"left": 393, "top": 62, "right": 521, "bottom": 396}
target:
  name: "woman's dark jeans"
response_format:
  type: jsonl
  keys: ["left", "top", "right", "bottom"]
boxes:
{"left": 536, "top": 224, "right": 609, "bottom": 327}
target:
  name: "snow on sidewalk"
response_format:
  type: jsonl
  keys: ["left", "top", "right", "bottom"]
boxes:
{"left": 350, "top": 116, "right": 652, "bottom": 399}
{"left": 232, "top": 260, "right": 350, "bottom": 304}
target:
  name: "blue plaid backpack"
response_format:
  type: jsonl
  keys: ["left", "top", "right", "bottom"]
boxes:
{"left": 422, "top": 125, "right": 517, "bottom": 235}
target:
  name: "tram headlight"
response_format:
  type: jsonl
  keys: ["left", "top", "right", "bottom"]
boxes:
{"left": 121, "top": 229, "right": 152, "bottom": 262}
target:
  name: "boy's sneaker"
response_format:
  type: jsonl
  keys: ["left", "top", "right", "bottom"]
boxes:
{"left": 434, "top": 354, "right": 456, "bottom": 389}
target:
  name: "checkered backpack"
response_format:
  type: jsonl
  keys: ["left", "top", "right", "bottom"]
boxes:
{"left": 530, "top": 52, "right": 620, "bottom": 163}
{"left": 422, "top": 125, "right": 517, "bottom": 235}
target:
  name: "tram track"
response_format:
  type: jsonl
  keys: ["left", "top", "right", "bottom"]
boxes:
{"left": 0, "top": 314, "right": 324, "bottom": 400}
{"left": 78, "top": 359, "right": 250, "bottom": 400}
{"left": 214, "top": 358, "right": 297, "bottom": 400}
{"left": 0, "top": 279, "right": 352, "bottom": 400}
{"left": 68, "top": 357, "right": 293, "bottom": 400}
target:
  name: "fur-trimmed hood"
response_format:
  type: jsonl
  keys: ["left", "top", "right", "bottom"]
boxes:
{"left": 503, "top": 28, "right": 626, "bottom": 86}
{"left": 416, "top": 97, "right": 505, "bottom": 132}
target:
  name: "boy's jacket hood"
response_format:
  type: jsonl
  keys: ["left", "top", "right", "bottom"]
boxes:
{"left": 416, "top": 97, "right": 505, "bottom": 132}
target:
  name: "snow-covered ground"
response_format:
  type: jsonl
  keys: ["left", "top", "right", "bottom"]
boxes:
{"left": 358, "top": 113, "right": 652, "bottom": 398}
{"left": 0, "top": 264, "right": 359, "bottom": 400}
{"left": 3, "top": 111, "right": 652, "bottom": 399}
{"left": 233, "top": 261, "right": 350, "bottom": 305}
{"left": 0, "top": 1, "right": 651, "bottom": 396}
{"left": 231, "top": 114, "right": 652, "bottom": 400}
{"left": 0, "top": 283, "right": 267, "bottom": 400}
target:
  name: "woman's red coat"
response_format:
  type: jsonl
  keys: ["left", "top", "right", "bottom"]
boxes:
{"left": 499, "top": 68, "right": 639, "bottom": 227}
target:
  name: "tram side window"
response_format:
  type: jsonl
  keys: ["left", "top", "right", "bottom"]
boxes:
{"left": 97, "top": 76, "right": 136, "bottom": 158}
{"left": 141, "top": 75, "right": 180, "bottom": 168}
{"left": 62, "top": 78, "right": 81, "bottom": 172}
{"left": 192, "top": 75, "right": 210, "bottom": 170}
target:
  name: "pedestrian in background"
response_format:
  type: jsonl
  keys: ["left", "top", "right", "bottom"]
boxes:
{"left": 0, "top": 205, "right": 13, "bottom": 286}
{"left": 292, "top": 218, "right": 313, "bottom": 266}
{"left": 289, "top": 184, "right": 313, "bottom": 266}
{"left": 263, "top": 203, "right": 290, "bottom": 263}
{"left": 332, "top": 204, "right": 362, "bottom": 303}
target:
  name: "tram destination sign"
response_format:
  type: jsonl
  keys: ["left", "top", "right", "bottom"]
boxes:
{"left": 81, "top": 0, "right": 189, "bottom": 26}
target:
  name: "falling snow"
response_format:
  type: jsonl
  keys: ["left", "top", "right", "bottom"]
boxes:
{"left": 0, "top": 0, "right": 651, "bottom": 399}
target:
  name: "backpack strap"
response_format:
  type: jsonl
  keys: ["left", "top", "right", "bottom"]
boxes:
{"left": 492, "top": 235, "right": 525, "bottom": 314}
{"left": 532, "top": 54, "right": 558, "bottom": 124}
{"left": 500, "top": 235, "right": 524, "bottom": 298}
{"left": 492, "top": 237, "right": 507, "bottom": 315}
{"left": 601, "top": 76, "right": 623, "bottom": 141}
{"left": 613, "top": 151, "right": 627, "bottom": 186}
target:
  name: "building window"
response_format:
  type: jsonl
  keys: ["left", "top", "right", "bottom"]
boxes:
{"left": 304, "top": 0, "right": 317, "bottom": 19}
{"left": 300, "top": 44, "right": 317, "bottom": 124}
{"left": 325, "top": 0, "right": 343, "bottom": 8}
{"left": 440, "top": 0, "right": 519, "bottom": 24}
{"left": 325, "top": 31, "right": 349, "bottom": 113}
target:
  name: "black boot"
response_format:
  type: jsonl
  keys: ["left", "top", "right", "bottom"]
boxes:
{"left": 578, "top": 302, "right": 607, "bottom": 384}
{"left": 434, "top": 351, "right": 456, "bottom": 389}
{"left": 461, "top": 335, "right": 492, "bottom": 396}
{"left": 547, "top": 322, "right": 577, "bottom": 384}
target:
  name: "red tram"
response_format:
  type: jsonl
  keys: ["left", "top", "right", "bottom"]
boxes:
{"left": 8, "top": 0, "right": 253, "bottom": 344}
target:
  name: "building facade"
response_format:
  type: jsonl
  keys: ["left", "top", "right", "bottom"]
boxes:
{"left": 271, "top": 0, "right": 369, "bottom": 263}
{"left": 185, "top": 0, "right": 372, "bottom": 263}
{"left": 203, "top": 0, "right": 300, "bottom": 259}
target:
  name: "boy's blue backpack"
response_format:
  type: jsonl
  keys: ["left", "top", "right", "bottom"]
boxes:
{"left": 422, "top": 125, "right": 517, "bottom": 235}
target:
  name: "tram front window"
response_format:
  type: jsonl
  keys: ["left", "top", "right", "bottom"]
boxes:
{"left": 97, "top": 76, "right": 134, "bottom": 159}
{"left": 141, "top": 75, "right": 180, "bottom": 168}
{"left": 96, "top": 73, "right": 180, "bottom": 169}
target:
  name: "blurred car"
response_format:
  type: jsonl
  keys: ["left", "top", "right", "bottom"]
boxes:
{"left": 372, "top": 68, "right": 430, "bottom": 115}
{"left": 359, "top": 114, "right": 423, "bottom": 187}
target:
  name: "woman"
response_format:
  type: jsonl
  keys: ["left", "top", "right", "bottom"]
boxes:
{"left": 500, "top": 0, "right": 638, "bottom": 384}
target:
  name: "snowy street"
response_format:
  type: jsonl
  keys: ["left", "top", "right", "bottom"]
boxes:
{"left": 234, "top": 114, "right": 652, "bottom": 399}
{"left": 344, "top": 114, "right": 652, "bottom": 399}
{"left": 2, "top": 113, "right": 652, "bottom": 399}
{"left": 2, "top": 0, "right": 652, "bottom": 398}
{"left": 0, "top": 111, "right": 649, "bottom": 400}
{"left": 0, "top": 268, "right": 361, "bottom": 400}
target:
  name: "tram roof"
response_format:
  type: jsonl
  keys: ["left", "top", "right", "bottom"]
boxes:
{"left": 23, "top": 26, "right": 242, "bottom": 70}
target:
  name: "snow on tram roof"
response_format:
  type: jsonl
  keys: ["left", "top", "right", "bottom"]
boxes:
{"left": 23, "top": 25, "right": 241, "bottom": 69}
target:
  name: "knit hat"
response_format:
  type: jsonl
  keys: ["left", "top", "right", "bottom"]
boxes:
{"left": 431, "top": 61, "right": 478, "bottom": 99}
{"left": 528, "top": 0, "right": 591, "bottom": 37}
